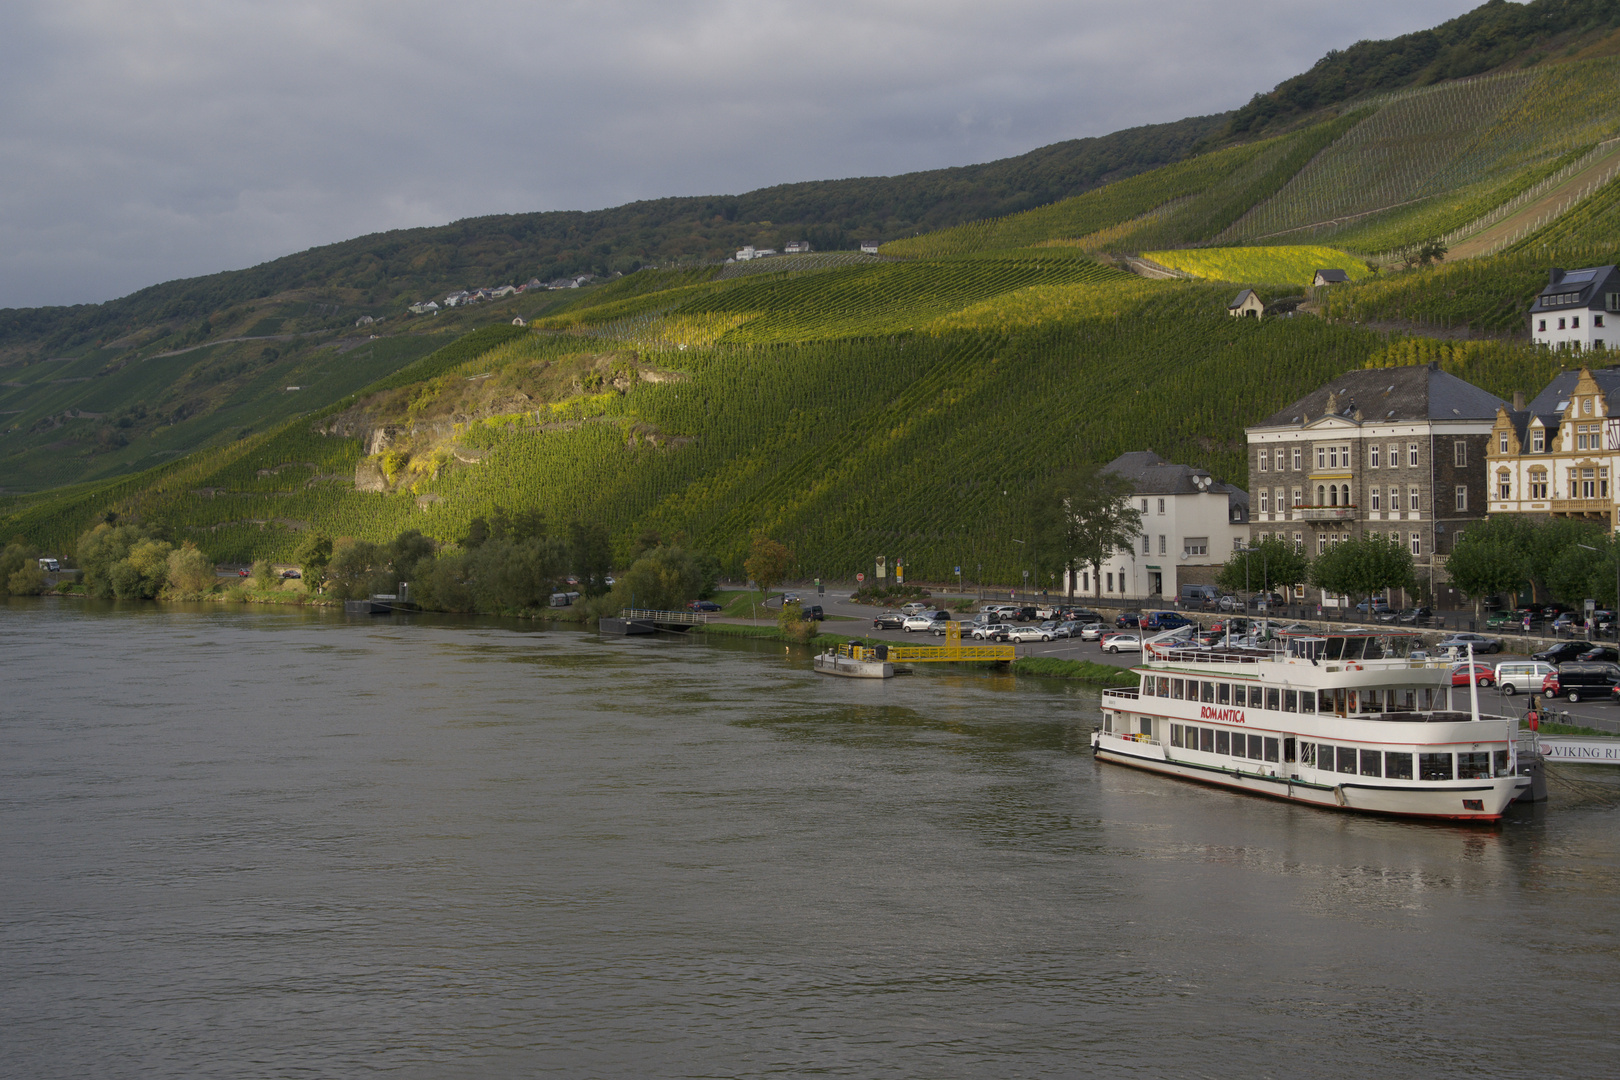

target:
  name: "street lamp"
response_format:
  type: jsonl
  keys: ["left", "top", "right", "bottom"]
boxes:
{"left": 1012, "top": 539, "right": 1026, "bottom": 600}
{"left": 1576, "top": 542, "right": 1616, "bottom": 640}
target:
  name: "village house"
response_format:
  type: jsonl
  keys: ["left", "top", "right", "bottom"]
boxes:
{"left": 1312, "top": 268, "right": 1350, "bottom": 287}
{"left": 354, "top": 315, "right": 375, "bottom": 327}
{"left": 1059, "top": 452, "right": 1249, "bottom": 602}
{"left": 1245, "top": 364, "right": 1505, "bottom": 607}
{"left": 1529, "top": 265, "right": 1620, "bottom": 351}
{"left": 1487, "top": 365, "right": 1620, "bottom": 529}
{"left": 1228, "top": 289, "right": 1264, "bottom": 319}
{"left": 491, "top": 285, "right": 518, "bottom": 298}
{"left": 860, "top": 240, "right": 881, "bottom": 255}
{"left": 407, "top": 300, "right": 440, "bottom": 315}
{"left": 784, "top": 240, "right": 812, "bottom": 254}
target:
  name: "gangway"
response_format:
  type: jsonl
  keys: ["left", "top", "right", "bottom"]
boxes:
{"left": 872, "top": 620, "right": 1016, "bottom": 664}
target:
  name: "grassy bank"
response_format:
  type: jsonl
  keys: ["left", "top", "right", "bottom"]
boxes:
{"left": 1521, "top": 719, "right": 1616, "bottom": 738}
{"left": 1010, "top": 656, "right": 1140, "bottom": 687}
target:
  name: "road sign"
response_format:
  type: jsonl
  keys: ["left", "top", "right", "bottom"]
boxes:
{"left": 857, "top": 573, "right": 866, "bottom": 582}
{"left": 955, "top": 566, "right": 961, "bottom": 574}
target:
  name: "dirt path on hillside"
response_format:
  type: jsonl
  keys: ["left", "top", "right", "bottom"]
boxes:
{"left": 1449, "top": 142, "right": 1620, "bottom": 259}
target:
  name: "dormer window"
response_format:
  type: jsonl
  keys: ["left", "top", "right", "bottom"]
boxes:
{"left": 1499, "top": 431, "right": 1508, "bottom": 454}
{"left": 1532, "top": 429, "right": 1545, "bottom": 452}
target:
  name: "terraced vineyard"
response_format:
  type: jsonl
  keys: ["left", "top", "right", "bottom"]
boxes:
{"left": 1143, "top": 246, "right": 1368, "bottom": 286}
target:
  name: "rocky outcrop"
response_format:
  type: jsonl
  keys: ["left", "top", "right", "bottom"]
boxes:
{"left": 354, "top": 459, "right": 389, "bottom": 492}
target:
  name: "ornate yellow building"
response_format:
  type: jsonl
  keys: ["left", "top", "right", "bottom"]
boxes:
{"left": 1487, "top": 366, "right": 1619, "bottom": 527}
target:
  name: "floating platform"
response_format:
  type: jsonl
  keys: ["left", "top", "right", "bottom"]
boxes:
{"left": 599, "top": 617, "right": 658, "bottom": 636}
{"left": 814, "top": 650, "right": 895, "bottom": 679}
{"left": 343, "top": 598, "right": 418, "bottom": 615}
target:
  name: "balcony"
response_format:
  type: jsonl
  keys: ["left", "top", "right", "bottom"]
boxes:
{"left": 1298, "top": 506, "right": 1357, "bottom": 521}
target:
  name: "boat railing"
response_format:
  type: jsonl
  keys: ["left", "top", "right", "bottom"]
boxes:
{"left": 1101, "top": 688, "right": 1139, "bottom": 701}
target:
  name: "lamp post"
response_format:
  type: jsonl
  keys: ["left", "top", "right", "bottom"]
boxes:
{"left": 1576, "top": 541, "right": 1616, "bottom": 640}
{"left": 1012, "top": 539, "right": 1026, "bottom": 600}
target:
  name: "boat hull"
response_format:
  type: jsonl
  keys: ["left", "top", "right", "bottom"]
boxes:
{"left": 813, "top": 653, "right": 894, "bottom": 679}
{"left": 1092, "top": 732, "right": 1521, "bottom": 822}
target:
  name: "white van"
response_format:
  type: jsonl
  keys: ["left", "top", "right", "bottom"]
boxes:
{"left": 1494, "top": 660, "right": 1554, "bottom": 695}
{"left": 38, "top": 557, "right": 60, "bottom": 572}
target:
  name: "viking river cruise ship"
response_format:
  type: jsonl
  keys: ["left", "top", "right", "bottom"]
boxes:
{"left": 1091, "top": 628, "right": 1528, "bottom": 821}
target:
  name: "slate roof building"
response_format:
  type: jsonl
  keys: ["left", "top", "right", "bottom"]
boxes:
{"left": 1228, "top": 289, "right": 1264, "bottom": 319}
{"left": 1058, "top": 452, "right": 1249, "bottom": 601}
{"left": 1487, "top": 365, "right": 1620, "bottom": 528}
{"left": 1312, "top": 268, "right": 1350, "bottom": 286}
{"left": 1529, "top": 265, "right": 1620, "bottom": 351}
{"left": 1245, "top": 363, "right": 1507, "bottom": 607}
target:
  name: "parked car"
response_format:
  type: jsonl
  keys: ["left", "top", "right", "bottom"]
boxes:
{"left": 1100, "top": 633, "right": 1142, "bottom": 654}
{"left": 1064, "top": 608, "right": 1103, "bottom": 624}
{"left": 1579, "top": 645, "right": 1620, "bottom": 663}
{"left": 972, "top": 623, "right": 1013, "bottom": 641}
{"left": 1216, "top": 594, "right": 1242, "bottom": 611}
{"left": 1483, "top": 609, "right": 1518, "bottom": 629}
{"left": 1078, "top": 622, "right": 1108, "bottom": 641}
{"left": 1449, "top": 662, "right": 1496, "bottom": 688}
{"left": 1542, "top": 661, "right": 1620, "bottom": 702}
{"left": 900, "top": 601, "right": 929, "bottom": 615}
{"left": 1355, "top": 597, "right": 1392, "bottom": 613}
{"left": 782, "top": 593, "right": 800, "bottom": 605}
{"left": 872, "top": 611, "right": 906, "bottom": 630}
{"left": 799, "top": 605, "right": 825, "bottom": 621}
{"left": 1435, "top": 632, "right": 1501, "bottom": 655}
{"left": 1533, "top": 641, "right": 1591, "bottom": 665}
{"left": 688, "top": 599, "right": 722, "bottom": 612}
{"left": 1115, "top": 611, "right": 1142, "bottom": 629}
{"left": 1494, "top": 660, "right": 1555, "bottom": 695}
{"left": 1248, "top": 591, "right": 1285, "bottom": 610}
{"left": 1396, "top": 606, "right": 1433, "bottom": 625}
{"left": 281, "top": 569, "right": 301, "bottom": 579}
{"left": 1143, "top": 611, "right": 1194, "bottom": 631}
{"left": 237, "top": 568, "right": 250, "bottom": 577}
{"left": 1051, "top": 621, "right": 1079, "bottom": 639}
{"left": 1008, "top": 626, "right": 1053, "bottom": 643}
{"left": 902, "top": 614, "right": 938, "bottom": 632}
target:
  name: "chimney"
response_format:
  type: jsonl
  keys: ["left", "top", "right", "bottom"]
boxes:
{"left": 1550, "top": 267, "right": 1566, "bottom": 286}
{"left": 1513, "top": 390, "right": 1526, "bottom": 411}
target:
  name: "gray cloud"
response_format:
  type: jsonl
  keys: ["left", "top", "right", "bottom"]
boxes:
{"left": 0, "top": 0, "right": 1477, "bottom": 308}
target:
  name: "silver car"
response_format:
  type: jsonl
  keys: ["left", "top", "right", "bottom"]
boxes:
{"left": 1078, "top": 622, "right": 1108, "bottom": 641}
{"left": 1008, "top": 625, "right": 1052, "bottom": 643}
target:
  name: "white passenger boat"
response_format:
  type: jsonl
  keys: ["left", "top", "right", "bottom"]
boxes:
{"left": 1091, "top": 628, "right": 1528, "bottom": 822}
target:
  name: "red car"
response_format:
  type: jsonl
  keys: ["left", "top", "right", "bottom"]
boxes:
{"left": 1449, "top": 662, "right": 1495, "bottom": 688}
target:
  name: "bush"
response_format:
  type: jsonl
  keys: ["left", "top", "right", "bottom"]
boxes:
{"left": 0, "top": 543, "right": 44, "bottom": 596}
{"left": 166, "top": 542, "right": 216, "bottom": 594}
{"left": 251, "top": 559, "right": 277, "bottom": 590}
{"left": 777, "top": 599, "right": 813, "bottom": 642}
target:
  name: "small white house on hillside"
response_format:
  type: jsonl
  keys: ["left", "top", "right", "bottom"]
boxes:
{"left": 1531, "top": 265, "right": 1620, "bottom": 351}
{"left": 1228, "top": 289, "right": 1264, "bottom": 319}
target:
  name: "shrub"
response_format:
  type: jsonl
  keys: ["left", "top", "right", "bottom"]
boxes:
{"left": 166, "top": 542, "right": 217, "bottom": 594}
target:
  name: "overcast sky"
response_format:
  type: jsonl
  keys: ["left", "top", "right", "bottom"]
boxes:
{"left": 1, "top": 0, "right": 1480, "bottom": 309}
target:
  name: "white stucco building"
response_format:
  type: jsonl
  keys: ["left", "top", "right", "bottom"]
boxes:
{"left": 1058, "top": 452, "right": 1249, "bottom": 601}
{"left": 1530, "top": 265, "right": 1620, "bottom": 351}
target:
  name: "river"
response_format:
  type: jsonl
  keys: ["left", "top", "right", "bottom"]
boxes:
{"left": 3, "top": 600, "right": 1618, "bottom": 1078}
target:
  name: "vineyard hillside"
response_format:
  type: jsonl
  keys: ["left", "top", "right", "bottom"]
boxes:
{"left": 2, "top": 243, "right": 1586, "bottom": 587}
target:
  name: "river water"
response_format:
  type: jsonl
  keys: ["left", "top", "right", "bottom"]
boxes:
{"left": 3, "top": 600, "right": 1618, "bottom": 1078}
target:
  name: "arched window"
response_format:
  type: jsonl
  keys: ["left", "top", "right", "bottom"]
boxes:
{"left": 1341, "top": 484, "right": 1351, "bottom": 506}
{"left": 1329, "top": 486, "right": 1338, "bottom": 507}
{"left": 1316, "top": 484, "right": 1326, "bottom": 505}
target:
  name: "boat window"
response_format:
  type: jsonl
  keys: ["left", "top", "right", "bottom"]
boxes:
{"left": 1457, "top": 752, "right": 1491, "bottom": 780}
{"left": 1142, "top": 677, "right": 1156, "bottom": 697}
{"left": 1342, "top": 637, "right": 1367, "bottom": 661}
{"left": 1316, "top": 745, "right": 1333, "bottom": 771}
{"left": 1360, "top": 691, "right": 1383, "bottom": 715}
{"left": 1420, "top": 753, "right": 1454, "bottom": 781}
{"left": 1283, "top": 737, "right": 1296, "bottom": 763}
{"left": 1171, "top": 679, "right": 1185, "bottom": 700}
{"left": 1386, "top": 752, "right": 1413, "bottom": 779}
{"left": 1200, "top": 727, "right": 1215, "bottom": 753}
{"left": 1249, "top": 734, "right": 1265, "bottom": 759}
{"left": 1266, "top": 687, "right": 1280, "bottom": 711}
{"left": 1363, "top": 637, "right": 1388, "bottom": 660}
{"left": 1494, "top": 749, "right": 1509, "bottom": 775}
{"left": 1360, "top": 749, "right": 1382, "bottom": 777}
{"left": 1171, "top": 724, "right": 1183, "bottom": 747}
{"left": 1319, "top": 689, "right": 1336, "bottom": 715}
{"left": 1325, "top": 637, "right": 1345, "bottom": 661}
{"left": 1201, "top": 681, "right": 1215, "bottom": 703}
{"left": 1337, "top": 748, "right": 1358, "bottom": 774}
{"left": 1158, "top": 677, "right": 1170, "bottom": 697}
{"left": 1230, "top": 732, "right": 1246, "bottom": 758}
{"left": 1103, "top": 712, "right": 1113, "bottom": 733}
{"left": 1216, "top": 730, "right": 1230, "bottom": 754}
{"left": 1298, "top": 691, "right": 1315, "bottom": 714}
{"left": 1265, "top": 737, "right": 1280, "bottom": 762}
{"left": 1298, "top": 741, "right": 1315, "bottom": 767}
{"left": 1141, "top": 717, "right": 1154, "bottom": 741}
{"left": 1283, "top": 689, "right": 1298, "bottom": 712}
{"left": 1217, "top": 683, "right": 1231, "bottom": 705}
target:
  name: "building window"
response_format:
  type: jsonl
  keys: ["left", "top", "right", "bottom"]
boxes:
{"left": 1141, "top": 498, "right": 1148, "bottom": 513}
{"left": 1341, "top": 483, "right": 1350, "bottom": 506}
{"left": 1408, "top": 442, "right": 1419, "bottom": 466}
{"left": 1316, "top": 446, "right": 1326, "bottom": 469}
{"left": 1388, "top": 443, "right": 1400, "bottom": 468}
{"left": 1530, "top": 470, "right": 1548, "bottom": 499}
{"left": 1582, "top": 468, "right": 1597, "bottom": 499}
{"left": 1292, "top": 488, "right": 1302, "bottom": 507}
{"left": 1107, "top": 573, "right": 1114, "bottom": 592}
{"left": 1574, "top": 317, "right": 1582, "bottom": 330}
{"left": 1184, "top": 537, "right": 1208, "bottom": 557}
{"left": 1341, "top": 444, "right": 1350, "bottom": 466}
{"left": 1411, "top": 533, "right": 1421, "bottom": 556}
{"left": 1603, "top": 469, "right": 1611, "bottom": 499}
{"left": 1499, "top": 431, "right": 1508, "bottom": 454}
{"left": 1143, "top": 534, "right": 1151, "bottom": 554}
{"left": 1498, "top": 471, "right": 1511, "bottom": 499}
{"left": 1538, "top": 319, "right": 1547, "bottom": 332}
{"left": 1293, "top": 531, "right": 1303, "bottom": 552}
{"left": 1389, "top": 484, "right": 1400, "bottom": 509}
{"left": 1157, "top": 498, "right": 1165, "bottom": 515}
{"left": 1408, "top": 486, "right": 1420, "bottom": 512}
{"left": 1532, "top": 430, "right": 1545, "bottom": 452}
{"left": 1327, "top": 445, "right": 1337, "bottom": 469}
{"left": 1559, "top": 318, "right": 1567, "bottom": 330}
{"left": 1318, "top": 533, "right": 1327, "bottom": 554}
{"left": 1260, "top": 490, "right": 1270, "bottom": 512}
{"left": 1291, "top": 447, "right": 1301, "bottom": 470}
{"left": 1371, "top": 488, "right": 1381, "bottom": 511}
{"left": 1609, "top": 293, "right": 1620, "bottom": 312}
{"left": 1159, "top": 535, "right": 1166, "bottom": 555}
{"left": 1455, "top": 485, "right": 1467, "bottom": 511}
{"left": 1328, "top": 486, "right": 1337, "bottom": 507}
{"left": 1454, "top": 440, "right": 1467, "bottom": 467}
{"left": 1598, "top": 315, "right": 1607, "bottom": 328}
{"left": 1370, "top": 445, "right": 1380, "bottom": 467}
{"left": 1586, "top": 397, "right": 1595, "bottom": 415}
{"left": 1259, "top": 449, "right": 1269, "bottom": 472}
{"left": 1316, "top": 484, "right": 1326, "bottom": 504}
